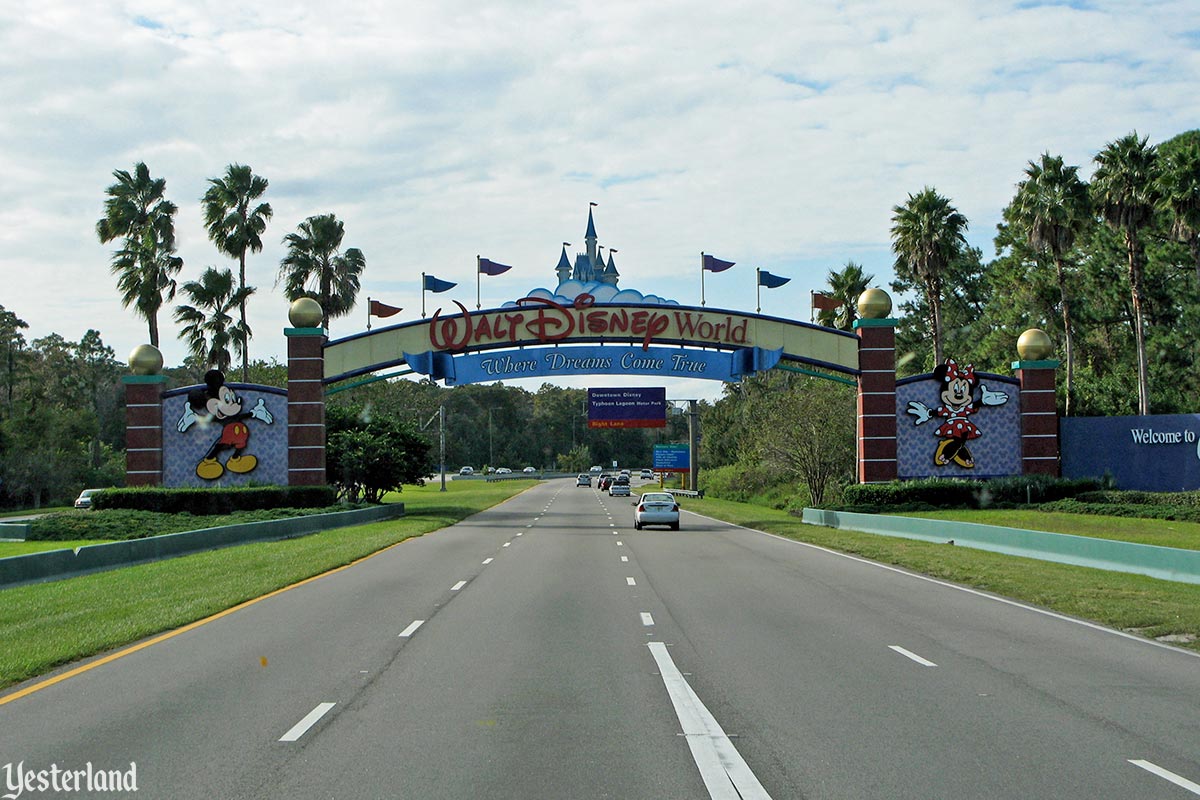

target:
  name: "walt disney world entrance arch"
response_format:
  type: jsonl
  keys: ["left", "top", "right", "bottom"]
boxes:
{"left": 298, "top": 287, "right": 887, "bottom": 484}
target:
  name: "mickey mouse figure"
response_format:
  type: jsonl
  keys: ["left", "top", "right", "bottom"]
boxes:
{"left": 177, "top": 369, "right": 274, "bottom": 480}
{"left": 906, "top": 359, "right": 1008, "bottom": 469}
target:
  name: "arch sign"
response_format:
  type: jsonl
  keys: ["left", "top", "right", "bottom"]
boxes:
{"left": 324, "top": 294, "right": 860, "bottom": 387}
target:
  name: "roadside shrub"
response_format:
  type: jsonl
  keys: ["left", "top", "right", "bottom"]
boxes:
{"left": 1041, "top": 499, "right": 1200, "bottom": 524}
{"left": 1073, "top": 490, "right": 1200, "bottom": 508}
{"left": 90, "top": 485, "right": 338, "bottom": 515}
{"left": 839, "top": 476, "right": 1102, "bottom": 510}
{"left": 28, "top": 504, "right": 356, "bottom": 541}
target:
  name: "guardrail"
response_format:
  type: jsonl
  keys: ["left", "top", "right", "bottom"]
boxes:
{"left": 665, "top": 489, "right": 704, "bottom": 499}
{"left": 801, "top": 508, "right": 1200, "bottom": 585}
{"left": 0, "top": 504, "right": 406, "bottom": 589}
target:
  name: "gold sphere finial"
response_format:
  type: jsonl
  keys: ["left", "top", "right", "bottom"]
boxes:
{"left": 856, "top": 288, "right": 892, "bottom": 319}
{"left": 128, "top": 344, "right": 163, "bottom": 376}
{"left": 289, "top": 297, "right": 323, "bottom": 328}
{"left": 1017, "top": 328, "right": 1053, "bottom": 360}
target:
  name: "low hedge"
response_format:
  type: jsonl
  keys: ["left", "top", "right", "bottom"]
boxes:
{"left": 838, "top": 475, "right": 1102, "bottom": 510}
{"left": 90, "top": 485, "right": 338, "bottom": 515}
{"left": 1040, "top": 499, "right": 1200, "bottom": 524}
{"left": 1073, "top": 490, "right": 1200, "bottom": 507}
{"left": 28, "top": 504, "right": 356, "bottom": 542}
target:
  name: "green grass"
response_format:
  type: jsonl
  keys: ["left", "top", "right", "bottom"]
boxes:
{"left": 0, "top": 480, "right": 535, "bottom": 692}
{"left": 0, "top": 506, "right": 69, "bottom": 518}
{"left": 895, "top": 508, "right": 1200, "bottom": 551}
{"left": 683, "top": 497, "right": 1200, "bottom": 653}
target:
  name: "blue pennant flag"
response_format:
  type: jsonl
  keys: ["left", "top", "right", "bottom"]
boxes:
{"left": 423, "top": 274, "right": 457, "bottom": 293}
{"left": 757, "top": 270, "right": 790, "bottom": 289}
{"left": 478, "top": 257, "right": 513, "bottom": 276}
{"left": 702, "top": 254, "right": 735, "bottom": 273}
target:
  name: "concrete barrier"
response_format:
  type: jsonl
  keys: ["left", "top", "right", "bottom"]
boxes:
{"left": 0, "top": 504, "right": 406, "bottom": 589}
{"left": 801, "top": 508, "right": 1200, "bottom": 585}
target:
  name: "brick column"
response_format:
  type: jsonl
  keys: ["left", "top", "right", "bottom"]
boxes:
{"left": 1013, "top": 359, "right": 1060, "bottom": 476}
{"left": 287, "top": 327, "right": 326, "bottom": 485}
{"left": 854, "top": 318, "right": 898, "bottom": 483}
{"left": 123, "top": 375, "right": 166, "bottom": 486}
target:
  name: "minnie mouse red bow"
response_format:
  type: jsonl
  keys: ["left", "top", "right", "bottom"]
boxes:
{"left": 944, "top": 359, "right": 975, "bottom": 382}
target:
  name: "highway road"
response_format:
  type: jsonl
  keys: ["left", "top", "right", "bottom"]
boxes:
{"left": 2, "top": 478, "right": 1199, "bottom": 798}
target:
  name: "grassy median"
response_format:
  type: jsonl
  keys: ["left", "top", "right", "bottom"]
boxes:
{"left": 0, "top": 480, "right": 534, "bottom": 692}
{"left": 685, "top": 497, "right": 1200, "bottom": 653}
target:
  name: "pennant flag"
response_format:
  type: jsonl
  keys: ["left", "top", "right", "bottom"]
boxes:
{"left": 758, "top": 270, "right": 791, "bottom": 289}
{"left": 478, "top": 257, "right": 513, "bottom": 276}
{"left": 369, "top": 299, "right": 403, "bottom": 318}
{"left": 702, "top": 254, "right": 735, "bottom": 273}
{"left": 811, "top": 292, "right": 843, "bottom": 311}
{"left": 423, "top": 274, "right": 457, "bottom": 293}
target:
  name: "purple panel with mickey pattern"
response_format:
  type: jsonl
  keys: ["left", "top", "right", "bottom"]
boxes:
{"left": 896, "top": 363, "right": 1021, "bottom": 480}
{"left": 161, "top": 376, "right": 289, "bottom": 488}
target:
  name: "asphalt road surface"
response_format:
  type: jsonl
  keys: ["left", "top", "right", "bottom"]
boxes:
{"left": 2, "top": 479, "right": 1199, "bottom": 799}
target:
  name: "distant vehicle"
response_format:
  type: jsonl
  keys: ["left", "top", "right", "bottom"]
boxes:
{"left": 599, "top": 475, "right": 613, "bottom": 490}
{"left": 608, "top": 482, "right": 631, "bottom": 497}
{"left": 590, "top": 465, "right": 603, "bottom": 473}
{"left": 496, "top": 467, "right": 512, "bottom": 474}
{"left": 459, "top": 466, "right": 475, "bottom": 475}
{"left": 634, "top": 492, "right": 680, "bottom": 530}
{"left": 74, "top": 488, "right": 103, "bottom": 510}
{"left": 576, "top": 474, "right": 591, "bottom": 487}
{"left": 522, "top": 466, "right": 537, "bottom": 473}
{"left": 639, "top": 469, "right": 654, "bottom": 479}
{"left": 613, "top": 475, "right": 630, "bottom": 485}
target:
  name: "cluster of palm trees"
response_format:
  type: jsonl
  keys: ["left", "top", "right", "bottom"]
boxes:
{"left": 97, "top": 163, "right": 365, "bottom": 379}
{"left": 879, "top": 130, "right": 1198, "bottom": 416}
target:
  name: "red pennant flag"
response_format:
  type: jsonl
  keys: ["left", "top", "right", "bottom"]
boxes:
{"left": 369, "top": 300, "right": 403, "bottom": 318}
{"left": 811, "top": 292, "right": 843, "bottom": 311}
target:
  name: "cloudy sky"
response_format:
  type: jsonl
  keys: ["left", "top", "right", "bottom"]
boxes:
{"left": 3, "top": 0, "right": 1197, "bottom": 401}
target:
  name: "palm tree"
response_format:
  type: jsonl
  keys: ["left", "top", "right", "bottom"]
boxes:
{"left": 277, "top": 213, "right": 367, "bottom": 329}
{"left": 201, "top": 164, "right": 272, "bottom": 381}
{"left": 1012, "top": 153, "right": 1092, "bottom": 416}
{"left": 890, "top": 187, "right": 968, "bottom": 365}
{"left": 173, "top": 267, "right": 255, "bottom": 374}
{"left": 817, "top": 261, "right": 874, "bottom": 330}
{"left": 1157, "top": 138, "right": 1200, "bottom": 286}
{"left": 96, "top": 163, "right": 183, "bottom": 347}
{"left": 1092, "top": 132, "right": 1160, "bottom": 415}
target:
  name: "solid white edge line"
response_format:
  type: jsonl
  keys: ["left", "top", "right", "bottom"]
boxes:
{"left": 398, "top": 620, "right": 425, "bottom": 638}
{"left": 641, "top": 613, "right": 654, "bottom": 626}
{"left": 1129, "top": 760, "right": 1200, "bottom": 794}
{"left": 451, "top": 581, "right": 466, "bottom": 591}
{"left": 647, "top": 642, "right": 772, "bottom": 800}
{"left": 685, "top": 510, "right": 1200, "bottom": 660}
{"left": 279, "top": 702, "right": 336, "bottom": 742}
{"left": 888, "top": 645, "right": 938, "bottom": 667}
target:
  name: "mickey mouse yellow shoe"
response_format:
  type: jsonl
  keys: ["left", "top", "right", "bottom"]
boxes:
{"left": 226, "top": 455, "right": 258, "bottom": 474}
{"left": 196, "top": 458, "right": 224, "bottom": 480}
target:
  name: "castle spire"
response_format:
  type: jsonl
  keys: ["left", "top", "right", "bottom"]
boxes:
{"left": 585, "top": 203, "right": 598, "bottom": 268}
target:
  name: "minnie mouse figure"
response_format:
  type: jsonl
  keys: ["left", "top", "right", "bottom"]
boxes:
{"left": 177, "top": 369, "right": 274, "bottom": 480}
{"left": 906, "top": 359, "right": 1008, "bottom": 469}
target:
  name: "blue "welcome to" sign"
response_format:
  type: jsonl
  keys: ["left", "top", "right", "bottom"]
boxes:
{"left": 1061, "top": 414, "right": 1200, "bottom": 491}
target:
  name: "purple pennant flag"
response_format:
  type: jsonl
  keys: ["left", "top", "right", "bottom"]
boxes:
{"left": 478, "top": 257, "right": 513, "bottom": 276}
{"left": 702, "top": 254, "right": 735, "bottom": 272}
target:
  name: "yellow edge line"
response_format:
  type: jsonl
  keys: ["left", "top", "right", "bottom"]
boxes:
{"left": 0, "top": 535, "right": 416, "bottom": 707}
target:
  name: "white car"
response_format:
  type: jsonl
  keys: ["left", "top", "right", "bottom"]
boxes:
{"left": 639, "top": 469, "right": 654, "bottom": 479}
{"left": 496, "top": 467, "right": 512, "bottom": 474}
{"left": 459, "top": 466, "right": 475, "bottom": 475}
{"left": 74, "top": 488, "right": 103, "bottom": 510}
{"left": 522, "top": 466, "right": 537, "bottom": 473}
{"left": 634, "top": 492, "right": 680, "bottom": 530}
